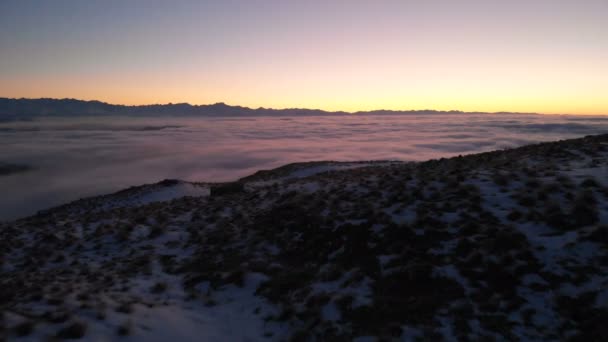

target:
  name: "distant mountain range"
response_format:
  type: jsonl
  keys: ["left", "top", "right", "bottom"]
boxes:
{"left": 0, "top": 97, "right": 531, "bottom": 120}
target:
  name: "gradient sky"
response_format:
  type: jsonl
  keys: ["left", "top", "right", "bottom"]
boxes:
{"left": 1, "top": 0, "right": 607, "bottom": 114}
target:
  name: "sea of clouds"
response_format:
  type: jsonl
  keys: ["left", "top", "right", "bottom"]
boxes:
{"left": 1, "top": 113, "right": 607, "bottom": 220}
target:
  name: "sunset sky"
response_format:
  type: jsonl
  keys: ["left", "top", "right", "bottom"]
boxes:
{"left": 1, "top": 0, "right": 606, "bottom": 114}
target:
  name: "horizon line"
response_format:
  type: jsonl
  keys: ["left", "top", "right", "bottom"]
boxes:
{"left": 3, "top": 96, "right": 606, "bottom": 116}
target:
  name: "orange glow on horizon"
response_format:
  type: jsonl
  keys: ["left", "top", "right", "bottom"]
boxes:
{"left": 2, "top": 72, "right": 606, "bottom": 115}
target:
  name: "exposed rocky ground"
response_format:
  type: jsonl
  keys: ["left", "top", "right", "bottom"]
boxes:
{"left": 1, "top": 135, "right": 608, "bottom": 341}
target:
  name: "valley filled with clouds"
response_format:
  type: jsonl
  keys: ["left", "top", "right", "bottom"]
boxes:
{"left": 1, "top": 113, "right": 607, "bottom": 221}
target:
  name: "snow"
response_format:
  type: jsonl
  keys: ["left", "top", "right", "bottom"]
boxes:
{"left": 286, "top": 163, "right": 378, "bottom": 179}
{"left": 132, "top": 183, "right": 209, "bottom": 205}
{"left": 321, "top": 302, "right": 341, "bottom": 321}
{"left": 8, "top": 273, "right": 286, "bottom": 342}
{"left": 102, "top": 182, "right": 209, "bottom": 209}
{"left": 4, "top": 134, "right": 608, "bottom": 341}
{"left": 435, "top": 265, "right": 472, "bottom": 295}
{"left": 248, "top": 161, "right": 401, "bottom": 187}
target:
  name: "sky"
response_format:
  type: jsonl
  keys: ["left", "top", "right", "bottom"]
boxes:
{"left": 0, "top": 0, "right": 607, "bottom": 114}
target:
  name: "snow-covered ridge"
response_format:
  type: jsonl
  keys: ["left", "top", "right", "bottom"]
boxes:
{"left": 239, "top": 160, "right": 404, "bottom": 183}
{"left": 34, "top": 179, "right": 211, "bottom": 215}
{"left": 36, "top": 161, "right": 401, "bottom": 216}
{"left": 95, "top": 180, "right": 210, "bottom": 209}
{"left": 2, "top": 134, "right": 608, "bottom": 341}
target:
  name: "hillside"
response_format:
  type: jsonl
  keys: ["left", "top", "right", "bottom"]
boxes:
{"left": 1, "top": 135, "right": 608, "bottom": 340}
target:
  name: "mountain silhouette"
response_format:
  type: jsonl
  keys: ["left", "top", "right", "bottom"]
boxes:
{"left": 0, "top": 97, "right": 534, "bottom": 120}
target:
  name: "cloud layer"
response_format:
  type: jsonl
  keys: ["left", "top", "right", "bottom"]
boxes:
{"left": 1, "top": 113, "right": 607, "bottom": 220}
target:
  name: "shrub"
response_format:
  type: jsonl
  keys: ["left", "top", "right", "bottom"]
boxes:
{"left": 586, "top": 225, "right": 608, "bottom": 245}
{"left": 454, "top": 238, "right": 475, "bottom": 256}
{"left": 478, "top": 314, "right": 514, "bottom": 338}
{"left": 210, "top": 182, "right": 245, "bottom": 197}
{"left": 543, "top": 202, "right": 569, "bottom": 230}
{"left": 581, "top": 178, "right": 599, "bottom": 188}
{"left": 506, "top": 210, "right": 522, "bottom": 221}
{"left": 117, "top": 320, "right": 131, "bottom": 336}
{"left": 523, "top": 167, "right": 538, "bottom": 178}
{"left": 45, "top": 309, "right": 71, "bottom": 324}
{"left": 492, "top": 172, "right": 509, "bottom": 186}
{"left": 488, "top": 230, "right": 529, "bottom": 254}
{"left": 13, "top": 320, "right": 35, "bottom": 336}
{"left": 517, "top": 195, "right": 536, "bottom": 207}
{"left": 525, "top": 178, "right": 542, "bottom": 189}
{"left": 150, "top": 282, "right": 168, "bottom": 293}
{"left": 56, "top": 321, "right": 87, "bottom": 339}
{"left": 116, "top": 302, "right": 133, "bottom": 314}
{"left": 571, "top": 191, "right": 598, "bottom": 228}
{"left": 223, "top": 270, "right": 245, "bottom": 287}
{"left": 256, "top": 269, "right": 315, "bottom": 303}
{"left": 556, "top": 174, "right": 574, "bottom": 188}
{"left": 148, "top": 225, "right": 164, "bottom": 238}
{"left": 47, "top": 297, "right": 64, "bottom": 306}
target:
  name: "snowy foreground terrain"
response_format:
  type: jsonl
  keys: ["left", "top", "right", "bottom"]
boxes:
{"left": 1, "top": 135, "right": 608, "bottom": 341}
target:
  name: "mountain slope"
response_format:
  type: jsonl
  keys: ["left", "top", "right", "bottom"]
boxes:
{"left": 1, "top": 135, "right": 608, "bottom": 340}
